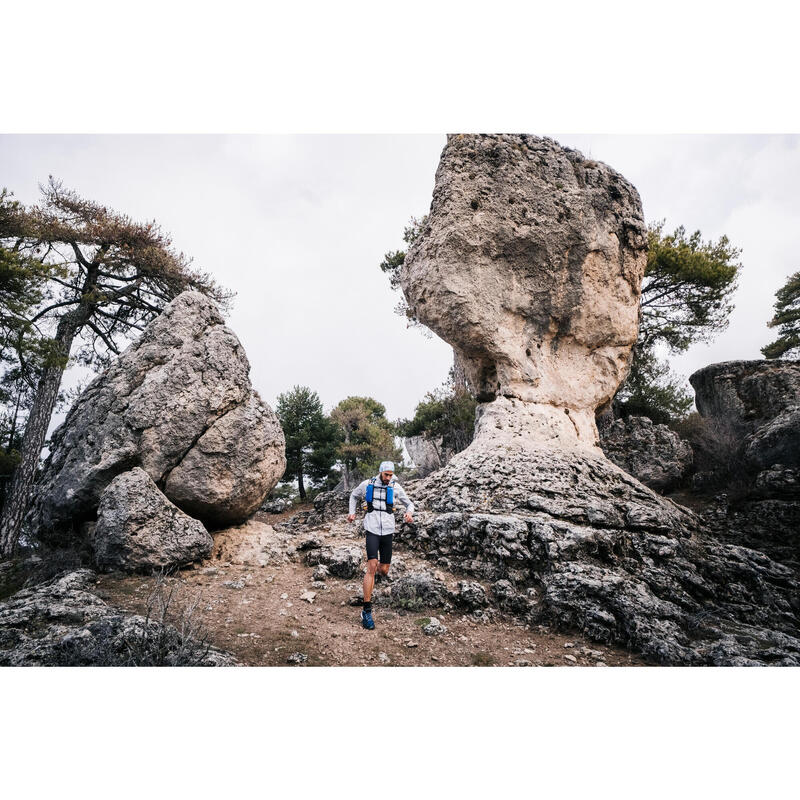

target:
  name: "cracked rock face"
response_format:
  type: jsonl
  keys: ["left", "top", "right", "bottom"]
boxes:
{"left": 690, "top": 359, "right": 800, "bottom": 437}
{"left": 94, "top": 468, "right": 213, "bottom": 572}
{"left": 401, "top": 134, "right": 648, "bottom": 447}
{"left": 399, "top": 444, "right": 800, "bottom": 665}
{"left": 30, "top": 291, "right": 285, "bottom": 539}
{"left": 600, "top": 416, "right": 693, "bottom": 491}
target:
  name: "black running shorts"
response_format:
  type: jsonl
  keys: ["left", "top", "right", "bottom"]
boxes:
{"left": 365, "top": 532, "right": 393, "bottom": 564}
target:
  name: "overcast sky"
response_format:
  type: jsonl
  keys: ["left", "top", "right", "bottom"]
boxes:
{"left": 1, "top": 134, "right": 798, "bottom": 424}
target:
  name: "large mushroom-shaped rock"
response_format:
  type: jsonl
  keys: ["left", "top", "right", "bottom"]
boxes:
{"left": 30, "top": 291, "right": 286, "bottom": 540}
{"left": 397, "top": 135, "right": 800, "bottom": 665}
{"left": 94, "top": 468, "right": 213, "bottom": 572}
{"left": 402, "top": 133, "right": 647, "bottom": 447}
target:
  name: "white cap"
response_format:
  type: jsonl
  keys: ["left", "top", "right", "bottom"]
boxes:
{"left": 379, "top": 461, "right": 395, "bottom": 473}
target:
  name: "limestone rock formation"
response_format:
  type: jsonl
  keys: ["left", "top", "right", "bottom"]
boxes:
{"left": 690, "top": 359, "right": 800, "bottom": 437}
{"left": 94, "top": 468, "right": 213, "bottom": 572}
{"left": 689, "top": 360, "right": 800, "bottom": 573}
{"left": 29, "top": 291, "right": 286, "bottom": 542}
{"left": 396, "top": 135, "right": 800, "bottom": 664}
{"left": 164, "top": 393, "right": 286, "bottom": 526}
{"left": 402, "top": 133, "right": 648, "bottom": 448}
{"left": 404, "top": 435, "right": 451, "bottom": 476}
{"left": 0, "top": 570, "right": 236, "bottom": 666}
{"left": 600, "top": 416, "right": 693, "bottom": 492}
{"left": 744, "top": 406, "right": 800, "bottom": 470}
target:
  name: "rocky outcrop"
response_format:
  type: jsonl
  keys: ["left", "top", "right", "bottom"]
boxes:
{"left": 404, "top": 435, "right": 452, "bottom": 476}
{"left": 94, "top": 468, "right": 213, "bottom": 572}
{"left": 0, "top": 570, "right": 236, "bottom": 666}
{"left": 744, "top": 406, "right": 800, "bottom": 470}
{"left": 29, "top": 291, "right": 285, "bottom": 547}
{"left": 395, "top": 135, "right": 800, "bottom": 665}
{"left": 690, "top": 359, "right": 800, "bottom": 437}
{"left": 600, "top": 416, "right": 693, "bottom": 491}
{"left": 402, "top": 134, "right": 648, "bottom": 447}
{"left": 688, "top": 360, "right": 800, "bottom": 573}
{"left": 399, "top": 445, "right": 800, "bottom": 665}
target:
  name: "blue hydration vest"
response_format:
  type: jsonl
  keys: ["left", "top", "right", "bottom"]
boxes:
{"left": 365, "top": 478, "right": 394, "bottom": 514}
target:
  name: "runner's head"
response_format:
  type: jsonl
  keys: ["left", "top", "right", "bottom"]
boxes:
{"left": 379, "top": 460, "right": 394, "bottom": 484}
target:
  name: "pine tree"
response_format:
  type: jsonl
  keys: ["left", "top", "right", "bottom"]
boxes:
{"left": 276, "top": 386, "right": 341, "bottom": 500}
{"left": 762, "top": 270, "right": 800, "bottom": 359}
{"left": 0, "top": 179, "right": 230, "bottom": 557}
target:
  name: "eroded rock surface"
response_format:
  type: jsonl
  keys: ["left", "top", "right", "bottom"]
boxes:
{"left": 29, "top": 291, "right": 285, "bottom": 539}
{"left": 398, "top": 444, "right": 800, "bottom": 665}
{"left": 600, "top": 416, "right": 693, "bottom": 491}
{"left": 0, "top": 570, "right": 236, "bottom": 666}
{"left": 94, "top": 468, "right": 213, "bottom": 572}
{"left": 690, "top": 359, "right": 800, "bottom": 437}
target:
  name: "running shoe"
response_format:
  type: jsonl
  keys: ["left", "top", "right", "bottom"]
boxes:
{"left": 361, "top": 609, "right": 375, "bottom": 630}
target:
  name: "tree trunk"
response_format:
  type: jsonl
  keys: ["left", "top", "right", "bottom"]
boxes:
{"left": 0, "top": 313, "right": 82, "bottom": 558}
{"left": 297, "top": 470, "right": 306, "bottom": 501}
{"left": 452, "top": 349, "right": 471, "bottom": 395}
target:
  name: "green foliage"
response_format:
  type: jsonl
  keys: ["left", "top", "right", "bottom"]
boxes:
{"left": 615, "top": 347, "right": 693, "bottom": 424}
{"left": 616, "top": 222, "right": 742, "bottom": 424}
{"left": 762, "top": 270, "right": 800, "bottom": 359}
{"left": 379, "top": 216, "right": 428, "bottom": 326}
{"left": 276, "top": 386, "right": 341, "bottom": 500}
{"left": 330, "top": 395, "right": 401, "bottom": 479}
{"left": 396, "top": 373, "right": 477, "bottom": 454}
{"left": 641, "top": 221, "right": 742, "bottom": 353}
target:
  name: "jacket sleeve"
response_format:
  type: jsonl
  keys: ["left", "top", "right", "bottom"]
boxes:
{"left": 349, "top": 480, "right": 369, "bottom": 515}
{"left": 393, "top": 483, "right": 415, "bottom": 516}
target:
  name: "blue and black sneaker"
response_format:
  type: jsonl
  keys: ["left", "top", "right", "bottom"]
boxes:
{"left": 360, "top": 609, "right": 375, "bottom": 630}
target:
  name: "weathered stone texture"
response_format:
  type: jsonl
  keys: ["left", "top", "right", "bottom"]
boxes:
{"left": 94, "top": 468, "right": 213, "bottom": 572}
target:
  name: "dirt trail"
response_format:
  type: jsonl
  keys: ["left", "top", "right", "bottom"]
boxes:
{"left": 95, "top": 507, "right": 646, "bottom": 667}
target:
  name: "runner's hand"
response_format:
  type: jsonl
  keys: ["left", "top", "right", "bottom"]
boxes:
{"left": 347, "top": 514, "right": 355, "bottom": 523}
{"left": 404, "top": 513, "right": 413, "bottom": 523}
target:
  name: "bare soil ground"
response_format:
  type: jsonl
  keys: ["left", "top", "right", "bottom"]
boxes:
{"left": 95, "top": 506, "right": 647, "bottom": 667}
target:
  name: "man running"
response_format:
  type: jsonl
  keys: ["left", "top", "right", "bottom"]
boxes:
{"left": 347, "top": 460, "right": 414, "bottom": 630}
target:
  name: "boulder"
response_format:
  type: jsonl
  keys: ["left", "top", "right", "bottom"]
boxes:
{"left": 304, "top": 545, "right": 362, "bottom": 578}
{"left": 395, "top": 134, "right": 800, "bottom": 664}
{"left": 164, "top": 393, "right": 286, "bottom": 526}
{"left": 386, "top": 571, "right": 449, "bottom": 610}
{"left": 689, "top": 359, "right": 800, "bottom": 436}
{"left": 744, "top": 406, "right": 800, "bottom": 470}
{"left": 94, "top": 468, "right": 212, "bottom": 572}
{"left": 29, "top": 291, "right": 285, "bottom": 538}
{"left": 210, "top": 518, "right": 293, "bottom": 567}
{"left": 0, "top": 570, "right": 236, "bottom": 666}
{"left": 600, "top": 416, "right": 693, "bottom": 491}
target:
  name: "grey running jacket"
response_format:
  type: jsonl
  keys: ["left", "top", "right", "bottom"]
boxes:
{"left": 349, "top": 476, "right": 415, "bottom": 536}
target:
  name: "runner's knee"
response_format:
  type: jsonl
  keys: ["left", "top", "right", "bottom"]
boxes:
{"left": 378, "top": 563, "right": 390, "bottom": 575}
{"left": 366, "top": 559, "right": 379, "bottom": 575}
